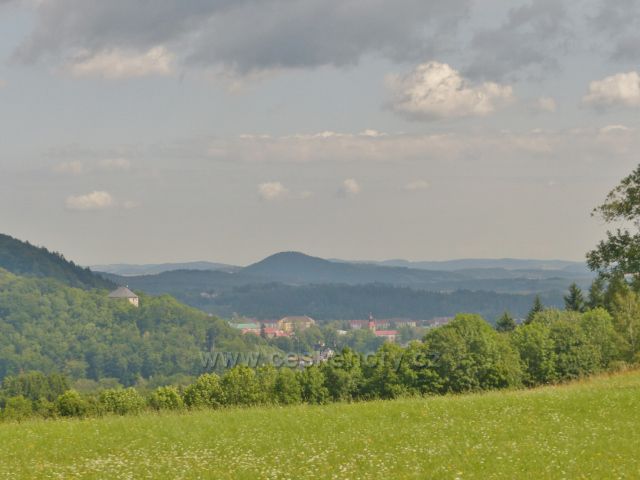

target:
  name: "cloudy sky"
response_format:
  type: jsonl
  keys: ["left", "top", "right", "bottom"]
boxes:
{"left": 1, "top": 0, "right": 639, "bottom": 266}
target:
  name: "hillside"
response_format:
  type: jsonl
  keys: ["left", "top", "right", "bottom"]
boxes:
{"left": 191, "top": 283, "right": 564, "bottom": 320}
{"left": 366, "top": 257, "right": 589, "bottom": 272}
{"left": 102, "top": 251, "right": 576, "bottom": 320}
{"left": 91, "top": 261, "right": 240, "bottom": 276}
{"left": 0, "top": 269, "right": 269, "bottom": 385}
{"left": 243, "top": 251, "right": 463, "bottom": 285}
{"left": 0, "top": 233, "right": 113, "bottom": 289}
{"left": 2, "top": 371, "right": 638, "bottom": 478}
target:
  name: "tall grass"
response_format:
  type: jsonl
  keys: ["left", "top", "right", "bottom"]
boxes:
{"left": 1, "top": 371, "right": 639, "bottom": 479}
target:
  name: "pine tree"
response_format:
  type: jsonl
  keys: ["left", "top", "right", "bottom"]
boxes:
{"left": 564, "top": 283, "right": 585, "bottom": 312}
{"left": 587, "top": 277, "right": 606, "bottom": 310}
{"left": 525, "top": 295, "right": 544, "bottom": 324}
{"left": 495, "top": 311, "right": 516, "bottom": 332}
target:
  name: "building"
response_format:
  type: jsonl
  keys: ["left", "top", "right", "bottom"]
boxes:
{"left": 230, "top": 322, "right": 261, "bottom": 331}
{"left": 277, "top": 315, "right": 316, "bottom": 333}
{"left": 389, "top": 318, "right": 417, "bottom": 328}
{"left": 108, "top": 286, "right": 139, "bottom": 307}
{"left": 366, "top": 314, "right": 398, "bottom": 342}
{"left": 374, "top": 330, "right": 399, "bottom": 342}
{"left": 241, "top": 327, "right": 291, "bottom": 338}
{"left": 350, "top": 319, "right": 391, "bottom": 330}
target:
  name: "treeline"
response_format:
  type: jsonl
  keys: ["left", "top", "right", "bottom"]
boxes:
{"left": 3, "top": 296, "right": 637, "bottom": 421}
{"left": 0, "top": 269, "right": 273, "bottom": 385}
{"left": 194, "top": 283, "right": 564, "bottom": 321}
{"left": 0, "top": 233, "right": 113, "bottom": 289}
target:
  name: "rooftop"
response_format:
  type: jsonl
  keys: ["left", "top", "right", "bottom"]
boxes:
{"left": 108, "top": 286, "right": 138, "bottom": 299}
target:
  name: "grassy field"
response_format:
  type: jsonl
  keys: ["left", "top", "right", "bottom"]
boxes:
{"left": 1, "top": 372, "right": 640, "bottom": 479}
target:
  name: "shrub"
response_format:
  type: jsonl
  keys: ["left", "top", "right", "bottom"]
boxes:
{"left": 148, "top": 386, "right": 184, "bottom": 411}
{"left": 56, "top": 390, "right": 89, "bottom": 418}
{"left": 221, "top": 366, "right": 260, "bottom": 406}
{"left": 298, "top": 366, "right": 329, "bottom": 405}
{"left": 511, "top": 322, "right": 557, "bottom": 386}
{"left": 274, "top": 368, "right": 302, "bottom": 405}
{"left": 99, "top": 388, "right": 146, "bottom": 415}
{"left": 183, "top": 374, "right": 223, "bottom": 409}
{"left": 1, "top": 396, "right": 33, "bottom": 422}
{"left": 423, "top": 314, "right": 522, "bottom": 393}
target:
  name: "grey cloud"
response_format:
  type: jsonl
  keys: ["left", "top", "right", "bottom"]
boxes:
{"left": 591, "top": 0, "right": 640, "bottom": 61}
{"left": 465, "top": 0, "right": 572, "bottom": 81}
{"left": 14, "top": 0, "right": 233, "bottom": 62}
{"left": 186, "top": 0, "right": 470, "bottom": 71}
{"left": 14, "top": 0, "right": 470, "bottom": 72}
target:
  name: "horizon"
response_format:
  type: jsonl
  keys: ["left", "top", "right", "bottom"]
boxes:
{"left": 88, "top": 251, "right": 588, "bottom": 269}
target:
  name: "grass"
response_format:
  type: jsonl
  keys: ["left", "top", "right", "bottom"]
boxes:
{"left": 1, "top": 372, "right": 640, "bottom": 479}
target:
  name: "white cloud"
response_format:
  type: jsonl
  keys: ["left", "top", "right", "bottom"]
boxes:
{"left": 600, "top": 124, "right": 630, "bottom": 134}
{"left": 534, "top": 96, "right": 557, "bottom": 113}
{"left": 53, "top": 160, "right": 84, "bottom": 175}
{"left": 258, "top": 182, "right": 288, "bottom": 201}
{"left": 67, "top": 46, "right": 174, "bottom": 79}
{"left": 0, "top": 79, "right": 6, "bottom": 88}
{"left": 65, "top": 191, "right": 114, "bottom": 211}
{"left": 99, "top": 158, "right": 131, "bottom": 171}
{"left": 387, "top": 61, "right": 514, "bottom": 120}
{"left": 583, "top": 71, "right": 640, "bottom": 108}
{"left": 405, "top": 180, "right": 430, "bottom": 191}
{"left": 203, "top": 126, "right": 640, "bottom": 172}
{"left": 340, "top": 179, "right": 361, "bottom": 197}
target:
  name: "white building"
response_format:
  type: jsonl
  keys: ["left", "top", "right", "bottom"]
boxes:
{"left": 108, "top": 286, "right": 139, "bottom": 307}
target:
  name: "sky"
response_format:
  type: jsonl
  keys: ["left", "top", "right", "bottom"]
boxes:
{"left": 0, "top": 0, "right": 639, "bottom": 266}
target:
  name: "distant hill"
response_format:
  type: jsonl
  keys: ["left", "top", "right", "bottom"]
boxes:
{"left": 0, "top": 234, "right": 113, "bottom": 290}
{"left": 174, "top": 283, "right": 565, "bottom": 321}
{"left": 243, "top": 252, "right": 463, "bottom": 286}
{"left": 339, "top": 258, "right": 589, "bottom": 273}
{"left": 92, "top": 261, "right": 240, "bottom": 277}
{"left": 103, "top": 251, "right": 579, "bottom": 321}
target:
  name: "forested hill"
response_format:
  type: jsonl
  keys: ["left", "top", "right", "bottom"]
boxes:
{"left": 0, "top": 233, "right": 113, "bottom": 289}
{"left": 0, "top": 268, "right": 271, "bottom": 385}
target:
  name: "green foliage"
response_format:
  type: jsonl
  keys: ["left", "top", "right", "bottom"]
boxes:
{"left": 148, "top": 386, "right": 184, "bottom": 411}
{"left": 220, "top": 366, "right": 260, "bottom": 406}
{"left": 297, "top": 366, "right": 329, "bottom": 404}
{"left": 580, "top": 309, "right": 620, "bottom": 368}
{"left": 182, "top": 373, "right": 224, "bottom": 409}
{"left": 587, "top": 277, "right": 606, "bottom": 310}
{"left": 564, "top": 283, "right": 586, "bottom": 312}
{"left": 422, "top": 314, "right": 522, "bottom": 393}
{"left": 1, "top": 371, "right": 69, "bottom": 402}
{"left": 362, "top": 342, "right": 413, "bottom": 399}
{"left": 99, "top": 388, "right": 146, "bottom": 416}
{"left": 274, "top": 368, "right": 302, "bottom": 405}
{"left": 1, "top": 308, "right": 635, "bottom": 423}
{"left": 56, "top": 390, "right": 89, "bottom": 418}
{"left": 0, "top": 271, "right": 267, "bottom": 385}
{"left": 0, "top": 234, "right": 113, "bottom": 289}
{"left": 1, "top": 396, "right": 33, "bottom": 422}
{"left": 512, "top": 322, "right": 557, "bottom": 386}
{"left": 610, "top": 290, "right": 640, "bottom": 361}
{"left": 321, "top": 348, "right": 363, "bottom": 402}
{"left": 587, "top": 164, "right": 640, "bottom": 279}
{"left": 526, "top": 295, "right": 544, "bottom": 324}
{"left": 548, "top": 319, "right": 599, "bottom": 380}
{"left": 181, "top": 282, "right": 563, "bottom": 323}
{"left": 495, "top": 311, "right": 516, "bottom": 332}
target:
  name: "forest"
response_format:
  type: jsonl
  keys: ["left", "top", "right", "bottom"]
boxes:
{"left": 0, "top": 268, "right": 272, "bottom": 386}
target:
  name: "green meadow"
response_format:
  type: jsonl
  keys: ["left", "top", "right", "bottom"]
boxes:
{"left": 1, "top": 371, "right": 639, "bottom": 479}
